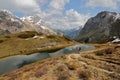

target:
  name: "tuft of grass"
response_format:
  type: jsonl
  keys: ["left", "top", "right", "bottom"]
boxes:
{"left": 0, "top": 39, "right": 4, "bottom": 43}
{"left": 34, "top": 67, "right": 48, "bottom": 78}
{"left": 57, "top": 71, "right": 70, "bottom": 80}
{"left": 95, "top": 47, "right": 114, "bottom": 56}
{"left": 83, "top": 55, "right": 96, "bottom": 60}
{"left": 96, "top": 51, "right": 104, "bottom": 56}
{"left": 17, "top": 31, "right": 37, "bottom": 39}
{"left": 104, "top": 48, "right": 114, "bottom": 54}
{"left": 4, "top": 35, "right": 11, "bottom": 38}
{"left": 66, "top": 61, "right": 79, "bottom": 70}
{"left": 46, "top": 35, "right": 56, "bottom": 38}
{"left": 78, "top": 69, "right": 91, "bottom": 80}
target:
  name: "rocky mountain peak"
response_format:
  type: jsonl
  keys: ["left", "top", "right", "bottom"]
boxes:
{"left": 0, "top": 9, "right": 57, "bottom": 35}
{"left": 77, "top": 11, "right": 120, "bottom": 43}
{"left": 21, "top": 15, "right": 57, "bottom": 35}
{"left": 0, "top": 10, "right": 26, "bottom": 34}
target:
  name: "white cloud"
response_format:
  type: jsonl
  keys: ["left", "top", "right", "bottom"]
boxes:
{"left": 0, "top": 0, "right": 41, "bottom": 14}
{"left": 43, "top": 0, "right": 70, "bottom": 17}
{"left": 86, "top": 0, "right": 120, "bottom": 9}
{"left": 45, "top": 9, "right": 90, "bottom": 30}
{"left": 49, "top": 0, "right": 69, "bottom": 11}
{"left": 0, "top": 0, "right": 90, "bottom": 30}
{"left": 65, "top": 9, "right": 90, "bottom": 26}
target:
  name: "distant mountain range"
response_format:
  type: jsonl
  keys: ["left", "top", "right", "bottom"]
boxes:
{"left": 0, "top": 10, "right": 58, "bottom": 35}
{"left": 76, "top": 11, "right": 120, "bottom": 43}
{"left": 64, "top": 27, "right": 82, "bottom": 39}
{"left": 0, "top": 10, "right": 120, "bottom": 43}
{"left": 21, "top": 15, "right": 57, "bottom": 35}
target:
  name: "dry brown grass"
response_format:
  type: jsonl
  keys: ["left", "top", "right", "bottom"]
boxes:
{"left": 0, "top": 44, "right": 120, "bottom": 80}
{"left": 77, "top": 69, "right": 91, "bottom": 80}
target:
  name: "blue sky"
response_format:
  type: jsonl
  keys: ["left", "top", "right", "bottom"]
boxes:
{"left": 0, "top": 0, "right": 120, "bottom": 30}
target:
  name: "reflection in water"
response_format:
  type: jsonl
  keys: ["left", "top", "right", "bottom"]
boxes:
{"left": 0, "top": 44, "right": 95, "bottom": 75}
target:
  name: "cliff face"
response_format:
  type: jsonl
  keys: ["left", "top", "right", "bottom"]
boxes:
{"left": 77, "top": 11, "right": 120, "bottom": 43}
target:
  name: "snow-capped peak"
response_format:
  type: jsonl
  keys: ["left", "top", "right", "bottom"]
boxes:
{"left": 2, "top": 9, "right": 13, "bottom": 15}
{"left": 36, "top": 19, "right": 42, "bottom": 25}
{"left": 21, "top": 15, "right": 57, "bottom": 35}
{"left": 21, "top": 15, "right": 42, "bottom": 24}
{"left": 114, "top": 13, "right": 120, "bottom": 20}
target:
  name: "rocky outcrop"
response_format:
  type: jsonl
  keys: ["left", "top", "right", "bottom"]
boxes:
{"left": 77, "top": 11, "right": 120, "bottom": 43}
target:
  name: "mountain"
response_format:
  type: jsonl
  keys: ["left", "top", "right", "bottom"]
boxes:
{"left": 64, "top": 27, "right": 82, "bottom": 39}
{"left": 0, "top": 10, "right": 33, "bottom": 35}
{"left": 0, "top": 9, "right": 57, "bottom": 35}
{"left": 54, "top": 29, "right": 66, "bottom": 36}
{"left": 21, "top": 15, "right": 56, "bottom": 35}
{"left": 76, "top": 11, "right": 120, "bottom": 43}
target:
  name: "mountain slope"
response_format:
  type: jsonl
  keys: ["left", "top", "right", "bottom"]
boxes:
{"left": 21, "top": 15, "right": 57, "bottom": 35}
{"left": 77, "top": 11, "right": 120, "bottom": 43}
{"left": 0, "top": 10, "right": 34, "bottom": 35}
{"left": 0, "top": 31, "right": 74, "bottom": 59}
{"left": 0, "top": 9, "right": 57, "bottom": 35}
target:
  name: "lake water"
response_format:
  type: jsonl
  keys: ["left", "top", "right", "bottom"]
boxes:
{"left": 0, "top": 44, "right": 95, "bottom": 75}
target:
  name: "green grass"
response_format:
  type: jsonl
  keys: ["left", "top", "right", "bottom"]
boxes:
{"left": 25, "top": 44, "right": 73, "bottom": 55}
{"left": 0, "top": 31, "right": 74, "bottom": 59}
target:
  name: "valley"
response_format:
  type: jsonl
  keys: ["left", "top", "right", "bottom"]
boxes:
{"left": 0, "top": 5, "right": 119, "bottom": 80}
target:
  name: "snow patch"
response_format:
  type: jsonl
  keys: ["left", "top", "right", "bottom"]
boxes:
{"left": 2, "top": 9, "right": 12, "bottom": 15}
{"left": 33, "top": 36, "right": 39, "bottom": 39}
{"left": 39, "top": 36, "right": 45, "bottom": 39}
{"left": 26, "top": 16, "right": 33, "bottom": 23}
{"left": 113, "top": 36, "right": 117, "bottom": 39}
{"left": 115, "top": 13, "right": 120, "bottom": 20}
{"left": 33, "top": 36, "right": 45, "bottom": 39}
{"left": 112, "top": 38, "right": 120, "bottom": 43}
{"left": 41, "top": 26, "right": 47, "bottom": 30}
{"left": 36, "top": 19, "right": 42, "bottom": 25}
{"left": 21, "top": 17, "right": 26, "bottom": 21}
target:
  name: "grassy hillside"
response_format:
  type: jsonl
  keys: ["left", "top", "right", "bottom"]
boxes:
{"left": 0, "top": 31, "right": 75, "bottom": 58}
{"left": 0, "top": 44, "right": 120, "bottom": 80}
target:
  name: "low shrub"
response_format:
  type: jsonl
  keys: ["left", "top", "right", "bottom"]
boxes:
{"left": 17, "top": 31, "right": 36, "bottom": 39}
{"left": 47, "top": 35, "right": 56, "bottom": 38}
{"left": 0, "top": 40, "right": 4, "bottom": 43}
{"left": 104, "top": 48, "right": 114, "bottom": 54}
{"left": 57, "top": 71, "right": 70, "bottom": 80}
{"left": 96, "top": 51, "right": 104, "bottom": 56}
{"left": 57, "top": 65, "right": 67, "bottom": 72}
{"left": 34, "top": 67, "right": 48, "bottom": 78}
{"left": 4, "top": 35, "right": 11, "bottom": 38}
{"left": 78, "top": 69, "right": 91, "bottom": 80}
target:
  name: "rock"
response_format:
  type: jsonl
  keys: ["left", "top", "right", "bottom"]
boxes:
{"left": 77, "top": 11, "right": 120, "bottom": 43}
